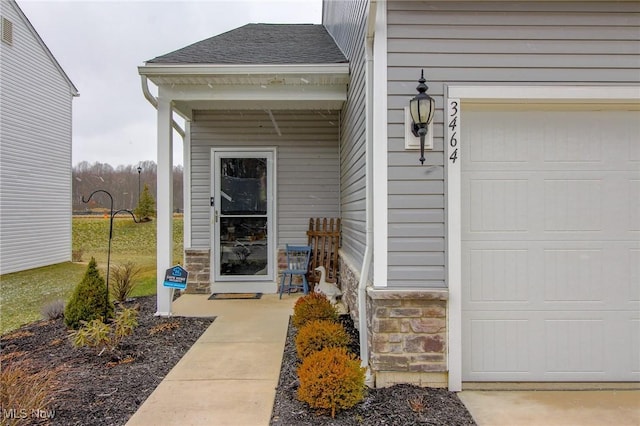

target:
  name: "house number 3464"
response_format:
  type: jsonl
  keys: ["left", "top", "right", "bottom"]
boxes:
{"left": 448, "top": 99, "right": 460, "bottom": 164}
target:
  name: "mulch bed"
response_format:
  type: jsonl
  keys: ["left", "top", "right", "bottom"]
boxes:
{"left": 270, "top": 316, "right": 477, "bottom": 426}
{"left": 2, "top": 297, "right": 476, "bottom": 426}
{"left": 0, "top": 296, "right": 214, "bottom": 426}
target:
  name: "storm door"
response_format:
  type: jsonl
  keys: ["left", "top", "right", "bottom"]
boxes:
{"left": 212, "top": 150, "right": 274, "bottom": 283}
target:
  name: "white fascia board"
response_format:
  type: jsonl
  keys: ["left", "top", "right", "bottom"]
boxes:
{"left": 448, "top": 85, "right": 640, "bottom": 102}
{"left": 161, "top": 84, "right": 347, "bottom": 102}
{"left": 173, "top": 99, "right": 345, "bottom": 112}
{"left": 138, "top": 63, "right": 349, "bottom": 77}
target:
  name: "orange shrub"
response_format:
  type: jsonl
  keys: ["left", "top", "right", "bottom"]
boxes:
{"left": 297, "top": 347, "right": 365, "bottom": 418}
{"left": 292, "top": 292, "right": 338, "bottom": 328}
{"left": 296, "top": 320, "right": 350, "bottom": 359}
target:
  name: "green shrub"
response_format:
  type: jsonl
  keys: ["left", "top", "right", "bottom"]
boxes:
{"left": 296, "top": 320, "right": 350, "bottom": 359}
{"left": 110, "top": 262, "right": 141, "bottom": 302}
{"left": 134, "top": 183, "right": 156, "bottom": 221}
{"left": 64, "top": 258, "right": 114, "bottom": 329}
{"left": 297, "top": 347, "right": 366, "bottom": 418}
{"left": 292, "top": 292, "right": 338, "bottom": 329}
{"left": 70, "top": 305, "right": 139, "bottom": 354}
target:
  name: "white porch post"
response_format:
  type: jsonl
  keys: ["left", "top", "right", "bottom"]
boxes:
{"left": 156, "top": 96, "right": 174, "bottom": 316}
{"left": 182, "top": 121, "right": 191, "bottom": 250}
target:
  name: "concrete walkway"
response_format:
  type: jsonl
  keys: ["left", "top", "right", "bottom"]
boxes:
{"left": 459, "top": 390, "right": 640, "bottom": 426}
{"left": 126, "top": 294, "right": 298, "bottom": 426}
{"left": 126, "top": 293, "right": 640, "bottom": 426}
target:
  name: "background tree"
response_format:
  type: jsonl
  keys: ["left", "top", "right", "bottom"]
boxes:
{"left": 134, "top": 184, "right": 156, "bottom": 222}
{"left": 72, "top": 161, "right": 183, "bottom": 213}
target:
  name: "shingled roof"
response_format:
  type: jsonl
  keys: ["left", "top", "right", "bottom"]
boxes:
{"left": 148, "top": 24, "right": 347, "bottom": 65}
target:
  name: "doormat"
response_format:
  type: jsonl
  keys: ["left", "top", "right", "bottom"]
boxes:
{"left": 208, "top": 293, "right": 262, "bottom": 300}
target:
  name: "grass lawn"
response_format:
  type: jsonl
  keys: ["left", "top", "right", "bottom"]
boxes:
{"left": 0, "top": 216, "right": 183, "bottom": 334}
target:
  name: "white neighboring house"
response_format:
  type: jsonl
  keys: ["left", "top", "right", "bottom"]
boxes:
{"left": 0, "top": 0, "right": 78, "bottom": 275}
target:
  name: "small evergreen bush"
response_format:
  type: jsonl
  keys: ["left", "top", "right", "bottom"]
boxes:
{"left": 134, "top": 183, "right": 156, "bottom": 222}
{"left": 64, "top": 258, "right": 114, "bottom": 329}
{"left": 110, "top": 261, "right": 141, "bottom": 302}
{"left": 296, "top": 320, "right": 350, "bottom": 359}
{"left": 297, "top": 347, "right": 366, "bottom": 418}
{"left": 292, "top": 292, "right": 338, "bottom": 328}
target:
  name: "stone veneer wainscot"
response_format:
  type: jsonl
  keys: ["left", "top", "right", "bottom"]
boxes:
{"left": 184, "top": 248, "right": 210, "bottom": 293}
{"left": 185, "top": 248, "right": 290, "bottom": 294}
{"left": 338, "top": 253, "right": 449, "bottom": 388}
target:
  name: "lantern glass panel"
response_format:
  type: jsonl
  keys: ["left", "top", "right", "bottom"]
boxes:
{"left": 410, "top": 98, "right": 420, "bottom": 125}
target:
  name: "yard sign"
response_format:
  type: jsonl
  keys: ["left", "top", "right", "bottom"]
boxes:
{"left": 163, "top": 265, "right": 188, "bottom": 290}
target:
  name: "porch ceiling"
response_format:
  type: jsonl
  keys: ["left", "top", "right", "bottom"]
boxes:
{"left": 138, "top": 63, "right": 350, "bottom": 116}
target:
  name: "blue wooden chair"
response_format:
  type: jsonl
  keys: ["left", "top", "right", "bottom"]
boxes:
{"left": 279, "top": 244, "right": 311, "bottom": 298}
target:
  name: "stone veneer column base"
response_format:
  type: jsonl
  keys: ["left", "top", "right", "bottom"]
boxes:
{"left": 338, "top": 253, "right": 450, "bottom": 389}
{"left": 366, "top": 287, "right": 449, "bottom": 388}
{"left": 184, "top": 248, "right": 210, "bottom": 294}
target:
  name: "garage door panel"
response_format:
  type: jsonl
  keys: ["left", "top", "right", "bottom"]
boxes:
{"left": 543, "top": 248, "right": 603, "bottom": 302}
{"left": 465, "top": 112, "right": 531, "bottom": 165}
{"left": 629, "top": 179, "right": 640, "bottom": 232}
{"left": 464, "top": 239, "right": 637, "bottom": 310}
{"left": 469, "top": 179, "right": 528, "bottom": 232}
{"left": 630, "top": 249, "right": 640, "bottom": 302}
{"left": 541, "top": 113, "right": 604, "bottom": 164}
{"left": 464, "top": 173, "right": 638, "bottom": 239}
{"left": 466, "top": 247, "right": 529, "bottom": 302}
{"left": 464, "top": 311, "right": 640, "bottom": 381}
{"left": 544, "top": 179, "right": 602, "bottom": 231}
{"left": 468, "top": 318, "right": 531, "bottom": 375}
{"left": 544, "top": 319, "right": 605, "bottom": 374}
{"left": 631, "top": 319, "right": 640, "bottom": 374}
{"left": 462, "top": 109, "right": 639, "bottom": 382}
{"left": 464, "top": 111, "right": 637, "bottom": 168}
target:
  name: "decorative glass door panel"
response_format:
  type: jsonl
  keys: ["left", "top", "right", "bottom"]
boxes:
{"left": 213, "top": 152, "right": 274, "bottom": 282}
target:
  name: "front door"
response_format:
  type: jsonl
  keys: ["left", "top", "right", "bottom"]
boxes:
{"left": 212, "top": 149, "right": 275, "bottom": 287}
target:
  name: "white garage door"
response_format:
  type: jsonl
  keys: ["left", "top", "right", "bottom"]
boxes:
{"left": 461, "top": 108, "right": 640, "bottom": 382}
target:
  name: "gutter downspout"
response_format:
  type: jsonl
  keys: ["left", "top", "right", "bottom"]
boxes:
{"left": 359, "top": 0, "right": 377, "bottom": 387}
{"left": 140, "top": 75, "right": 186, "bottom": 138}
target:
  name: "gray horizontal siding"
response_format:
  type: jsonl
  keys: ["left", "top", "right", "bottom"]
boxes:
{"left": 387, "top": 0, "right": 640, "bottom": 288}
{"left": 0, "top": 1, "right": 73, "bottom": 274}
{"left": 189, "top": 110, "right": 340, "bottom": 248}
{"left": 324, "top": 0, "right": 369, "bottom": 267}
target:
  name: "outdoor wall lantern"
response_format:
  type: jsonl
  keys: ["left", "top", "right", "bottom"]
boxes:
{"left": 409, "top": 70, "right": 436, "bottom": 164}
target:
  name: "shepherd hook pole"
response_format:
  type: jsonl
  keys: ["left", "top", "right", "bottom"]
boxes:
{"left": 82, "top": 190, "right": 140, "bottom": 320}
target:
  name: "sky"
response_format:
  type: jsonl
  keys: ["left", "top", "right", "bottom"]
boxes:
{"left": 17, "top": 0, "right": 323, "bottom": 167}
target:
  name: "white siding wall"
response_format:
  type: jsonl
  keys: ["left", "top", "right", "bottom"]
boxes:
{"left": 323, "top": 0, "right": 369, "bottom": 266}
{"left": 386, "top": 0, "right": 640, "bottom": 288}
{"left": 0, "top": 1, "right": 74, "bottom": 274}
{"left": 190, "top": 110, "right": 340, "bottom": 248}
